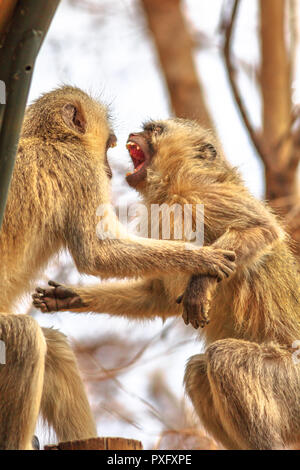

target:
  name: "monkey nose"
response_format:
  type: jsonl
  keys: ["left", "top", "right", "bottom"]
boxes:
{"left": 128, "top": 133, "right": 139, "bottom": 140}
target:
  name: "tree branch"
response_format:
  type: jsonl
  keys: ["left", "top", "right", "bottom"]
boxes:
{"left": 260, "top": 0, "right": 293, "bottom": 169}
{"left": 0, "top": 0, "right": 18, "bottom": 39}
{"left": 141, "top": 0, "right": 215, "bottom": 130}
{"left": 221, "top": 0, "right": 269, "bottom": 165}
{"left": 0, "top": 0, "right": 60, "bottom": 229}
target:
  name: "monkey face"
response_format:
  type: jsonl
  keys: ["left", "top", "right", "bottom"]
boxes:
{"left": 23, "top": 86, "right": 116, "bottom": 181}
{"left": 125, "top": 119, "right": 224, "bottom": 190}
{"left": 125, "top": 122, "right": 165, "bottom": 188}
{"left": 105, "top": 133, "right": 117, "bottom": 179}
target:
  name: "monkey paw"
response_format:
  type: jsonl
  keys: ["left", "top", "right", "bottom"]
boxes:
{"left": 32, "top": 280, "right": 84, "bottom": 313}
{"left": 176, "top": 275, "right": 217, "bottom": 329}
{"left": 205, "top": 248, "right": 236, "bottom": 281}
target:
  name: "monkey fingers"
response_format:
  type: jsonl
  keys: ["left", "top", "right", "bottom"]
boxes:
{"left": 204, "top": 249, "right": 236, "bottom": 281}
{"left": 32, "top": 281, "right": 84, "bottom": 312}
{"left": 177, "top": 275, "right": 217, "bottom": 329}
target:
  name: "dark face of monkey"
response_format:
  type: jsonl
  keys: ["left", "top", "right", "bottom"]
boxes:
{"left": 126, "top": 122, "right": 165, "bottom": 188}
{"left": 125, "top": 119, "right": 230, "bottom": 191}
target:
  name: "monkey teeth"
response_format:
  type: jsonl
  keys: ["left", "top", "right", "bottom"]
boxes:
{"left": 126, "top": 141, "right": 140, "bottom": 151}
{"left": 126, "top": 139, "right": 146, "bottom": 177}
{"left": 126, "top": 169, "right": 139, "bottom": 176}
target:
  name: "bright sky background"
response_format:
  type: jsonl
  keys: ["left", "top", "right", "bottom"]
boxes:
{"left": 26, "top": 0, "right": 300, "bottom": 448}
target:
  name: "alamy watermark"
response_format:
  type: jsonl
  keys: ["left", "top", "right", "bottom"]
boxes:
{"left": 292, "top": 340, "right": 300, "bottom": 365}
{"left": 0, "top": 340, "right": 6, "bottom": 364}
{"left": 96, "top": 202, "right": 204, "bottom": 248}
{"left": 0, "top": 80, "right": 6, "bottom": 104}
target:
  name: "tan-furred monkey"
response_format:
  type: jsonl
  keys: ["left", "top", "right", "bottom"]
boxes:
{"left": 0, "top": 89, "right": 235, "bottom": 450}
{"left": 34, "top": 118, "right": 300, "bottom": 450}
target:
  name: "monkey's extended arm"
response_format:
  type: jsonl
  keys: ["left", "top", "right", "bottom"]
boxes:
{"left": 33, "top": 279, "right": 180, "bottom": 320}
{"left": 179, "top": 197, "right": 285, "bottom": 329}
{"left": 65, "top": 205, "right": 236, "bottom": 281}
{"left": 33, "top": 220, "right": 276, "bottom": 321}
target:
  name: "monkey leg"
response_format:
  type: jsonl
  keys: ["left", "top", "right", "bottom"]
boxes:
{"left": 0, "top": 314, "right": 46, "bottom": 450}
{"left": 180, "top": 220, "right": 285, "bottom": 330}
{"left": 178, "top": 276, "right": 218, "bottom": 329}
{"left": 184, "top": 354, "right": 241, "bottom": 449}
{"left": 203, "top": 339, "right": 300, "bottom": 449}
{"left": 41, "top": 328, "right": 97, "bottom": 442}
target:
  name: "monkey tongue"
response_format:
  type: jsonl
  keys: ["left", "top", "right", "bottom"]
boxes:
{"left": 130, "top": 150, "right": 145, "bottom": 173}
{"left": 131, "top": 148, "right": 144, "bottom": 166}
{"left": 126, "top": 141, "right": 146, "bottom": 176}
{"left": 134, "top": 161, "right": 144, "bottom": 172}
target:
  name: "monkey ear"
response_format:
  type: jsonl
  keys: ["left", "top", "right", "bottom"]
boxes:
{"left": 62, "top": 104, "right": 86, "bottom": 134}
{"left": 195, "top": 143, "right": 217, "bottom": 160}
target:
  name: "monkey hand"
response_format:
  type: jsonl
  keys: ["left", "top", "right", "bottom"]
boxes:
{"left": 176, "top": 275, "right": 218, "bottom": 329}
{"left": 32, "top": 280, "right": 85, "bottom": 313}
{"left": 197, "top": 247, "right": 236, "bottom": 281}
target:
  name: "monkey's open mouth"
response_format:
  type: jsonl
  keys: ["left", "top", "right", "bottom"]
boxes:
{"left": 127, "top": 142, "right": 145, "bottom": 172}
{"left": 126, "top": 135, "right": 149, "bottom": 187}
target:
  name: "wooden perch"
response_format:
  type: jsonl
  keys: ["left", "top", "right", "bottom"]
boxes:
{"left": 44, "top": 437, "right": 143, "bottom": 451}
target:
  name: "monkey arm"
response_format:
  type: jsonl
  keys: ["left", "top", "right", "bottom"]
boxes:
{"left": 33, "top": 279, "right": 180, "bottom": 321}
{"left": 179, "top": 206, "right": 285, "bottom": 329}
{"left": 87, "top": 237, "right": 236, "bottom": 279}
{"left": 65, "top": 207, "right": 236, "bottom": 280}
{"left": 202, "top": 188, "right": 285, "bottom": 267}
{"left": 211, "top": 224, "right": 284, "bottom": 266}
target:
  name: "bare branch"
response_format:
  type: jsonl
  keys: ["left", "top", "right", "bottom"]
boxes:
{"left": 141, "top": 0, "right": 215, "bottom": 130}
{"left": 221, "top": 0, "right": 269, "bottom": 165}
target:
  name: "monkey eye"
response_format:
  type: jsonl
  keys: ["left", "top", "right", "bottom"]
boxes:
{"left": 153, "top": 126, "right": 164, "bottom": 136}
{"left": 143, "top": 123, "right": 164, "bottom": 136}
{"left": 196, "top": 143, "right": 217, "bottom": 160}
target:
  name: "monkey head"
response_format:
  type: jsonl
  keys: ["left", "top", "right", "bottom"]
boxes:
{"left": 126, "top": 118, "right": 234, "bottom": 193}
{"left": 22, "top": 86, "right": 117, "bottom": 179}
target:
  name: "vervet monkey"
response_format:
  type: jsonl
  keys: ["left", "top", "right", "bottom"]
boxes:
{"left": 34, "top": 118, "right": 300, "bottom": 450}
{"left": 1, "top": 89, "right": 234, "bottom": 449}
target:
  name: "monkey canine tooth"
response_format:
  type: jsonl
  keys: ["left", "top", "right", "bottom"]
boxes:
{"left": 126, "top": 141, "right": 135, "bottom": 148}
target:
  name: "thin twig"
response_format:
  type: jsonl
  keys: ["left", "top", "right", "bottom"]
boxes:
{"left": 222, "top": 0, "right": 269, "bottom": 166}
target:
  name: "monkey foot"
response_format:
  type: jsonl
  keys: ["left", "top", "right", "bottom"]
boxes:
{"left": 177, "top": 275, "right": 217, "bottom": 329}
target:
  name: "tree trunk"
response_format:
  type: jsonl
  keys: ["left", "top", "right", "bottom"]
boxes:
{"left": 141, "top": 0, "right": 214, "bottom": 130}
{"left": 0, "top": 0, "right": 60, "bottom": 230}
{"left": 260, "top": 0, "right": 296, "bottom": 210}
{"left": 0, "top": 0, "right": 18, "bottom": 38}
